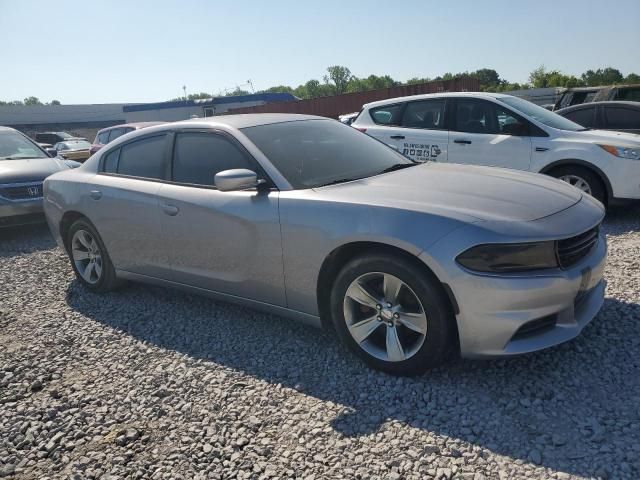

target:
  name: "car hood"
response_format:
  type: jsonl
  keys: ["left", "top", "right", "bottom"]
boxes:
{"left": 560, "top": 128, "right": 640, "bottom": 145}
{"left": 314, "top": 163, "right": 582, "bottom": 222}
{"left": 0, "top": 157, "right": 67, "bottom": 184}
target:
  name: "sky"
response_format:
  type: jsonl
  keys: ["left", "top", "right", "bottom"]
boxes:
{"left": 1, "top": 0, "right": 639, "bottom": 105}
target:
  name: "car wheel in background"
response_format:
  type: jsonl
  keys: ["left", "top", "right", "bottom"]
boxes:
{"left": 67, "top": 219, "right": 121, "bottom": 292}
{"left": 330, "top": 253, "right": 455, "bottom": 376}
{"left": 549, "top": 166, "right": 606, "bottom": 205}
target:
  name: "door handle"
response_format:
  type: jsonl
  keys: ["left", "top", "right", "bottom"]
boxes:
{"left": 535, "top": 147, "right": 549, "bottom": 152}
{"left": 390, "top": 135, "right": 405, "bottom": 140}
{"left": 89, "top": 190, "right": 102, "bottom": 200}
{"left": 454, "top": 139, "right": 472, "bottom": 145}
{"left": 162, "top": 204, "right": 179, "bottom": 216}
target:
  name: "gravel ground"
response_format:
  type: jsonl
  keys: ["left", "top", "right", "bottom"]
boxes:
{"left": 1, "top": 205, "right": 639, "bottom": 480}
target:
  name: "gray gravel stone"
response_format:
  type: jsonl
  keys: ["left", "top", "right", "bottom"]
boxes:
{"left": 1, "top": 209, "right": 639, "bottom": 480}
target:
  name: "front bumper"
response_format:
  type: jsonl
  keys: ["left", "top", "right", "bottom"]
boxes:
{"left": 449, "top": 232, "right": 607, "bottom": 358}
{"left": 0, "top": 196, "right": 44, "bottom": 228}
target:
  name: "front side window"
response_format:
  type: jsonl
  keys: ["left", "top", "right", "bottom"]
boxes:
{"left": 563, "top": 108, "right": 596, "bottom": 128}
{"left": 172, "top": 132, "right": 254, "bottom": 186}
{"left": 242, "top": 119, "right": 414, "bottom": 189}
{"left": 0, "top": 130, "right": 47, "bottom": 160}
{"left": 369, "top": 103, "right": 403, "bottom": 125}
{"left": 401, "top": 100, "right": 446, "bottom": 129}
{"left": 616, "top": 88, "right": 640, "bottom": 102}
{"left": 103, "top": 148, "right": 120, "bottom": 173}
{"left": 604, "top": 107, "right": 640, "bottom": 130}
{"left": 116, "top": 134, "right": 167, "bottom": 179}
{"left": 454, "top": 99, "right": 531, "bottom": 135}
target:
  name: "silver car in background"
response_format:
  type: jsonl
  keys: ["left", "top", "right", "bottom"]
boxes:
{"left": 43, "top": 115, "right": 606, "bottom": 375}
{"left": 0, "top": 126, "right": 79, "bottom": 228}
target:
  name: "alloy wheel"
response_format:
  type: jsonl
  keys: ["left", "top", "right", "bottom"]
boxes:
{"left": 71, "top": 229, "right": 103, "bottom": 285}
{"left": 559, "top": 174, "right": 592, "bottom": 195}
{"left": 343, "top": 272, "right": 428, "bottom": 362}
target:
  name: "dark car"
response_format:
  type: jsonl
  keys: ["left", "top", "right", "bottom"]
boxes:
{"left": 35, "top": 131, "right": 85, "bottom": 145}
{"left": 556, "top": 101, "right": 640, "bottom": 134}
{"left": 554, "top": 84, "right": 640, "bottom": 111}
{"left": 90, "top": 122, "right": 164, "bottom": 156}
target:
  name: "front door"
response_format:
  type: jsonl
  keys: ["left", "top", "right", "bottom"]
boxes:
{"left": 447, "top": 98, "right": 532, "bottom": 171}
{"left": 158, "top": 130, "right": 286, "bottom": 306}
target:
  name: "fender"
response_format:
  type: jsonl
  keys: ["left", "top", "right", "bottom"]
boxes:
{"left": 538, "top": 159, "right": 613, "bottom": 202}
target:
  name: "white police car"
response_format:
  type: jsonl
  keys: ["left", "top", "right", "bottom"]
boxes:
{"left": 352, "top": 92, "right": 640, "bottom": 205}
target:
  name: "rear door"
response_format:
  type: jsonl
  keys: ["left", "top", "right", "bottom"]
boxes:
{"left": 88, "top": 133, "right": 172, "bottom": 278}
{"left": 447, "top": 98, "right": 532, "bottom": 171}
{"left": 363, "top": 100, "right": 448, "bottom": 162}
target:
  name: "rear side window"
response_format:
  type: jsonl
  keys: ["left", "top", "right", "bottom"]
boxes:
{"left": 108, "top": 128, "right": 125, "bottom": 142}
{"left": 172, "top": 132, "right": 254, "bottom": 186}
{"left": 97, "top": 131, "right": 110, "bottom": 144}
{"left": 562, "top": 108, "right": 596, "bottom": 128}
{"left": 116, "top": 134, "right": 167, "bottom": 179}
{"left": 103, "top": 149, "right": 120, "bottom": 173}
{"left": 369, "top": 104, "right": 403, "bottom": 125}
{"left": 604, "top": 107, "right": 640, "bottom": 130}
{"left": 401, "top": 100, "right": 446, "bottom": 129}
{"left": 615, "top": 88, "right": 640, "bottom": 102}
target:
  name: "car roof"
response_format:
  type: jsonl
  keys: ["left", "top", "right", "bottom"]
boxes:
{"left": 98, "top": 121, "right": 166, "bottom": 134}
{"left": 150, "top": 113, "right": 326, "bottom": 131}
{"left": 556, "top": 101, "right": 640, "bottom": 113}
{"left": 362, "top": 91, "right": 511, "bottom": 109}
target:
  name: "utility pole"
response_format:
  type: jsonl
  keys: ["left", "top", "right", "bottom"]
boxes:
{"left": 182, "top": 85, "right": 187, "bottom": 102}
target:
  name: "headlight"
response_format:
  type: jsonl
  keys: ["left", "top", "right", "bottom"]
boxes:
{"left": 456, "top": 242, "right": 557, "bottom": 273}
{"left": 598, "top": 144, "right": 640, "bottom": 160}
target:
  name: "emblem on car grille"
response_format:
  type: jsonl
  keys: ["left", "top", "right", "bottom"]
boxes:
{"left": 28, "top": 186, "right": 40, "bottom": 196}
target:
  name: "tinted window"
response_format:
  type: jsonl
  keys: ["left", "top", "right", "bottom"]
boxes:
{"left": 116, "top": 135, "right": 167, "bottom": 179}
{"left": 97, "top": 131, "right": 110, "bottom": 144}
{"left": 604, "top": 107, "right": 640, "bottom": 130}
{"left": 242, "top": 119, "right": 414, "bottom": 189}
{"left": 108, "top": 128, "right": 125, "bottom": 142}
{"left": 562, "top": 107, "right": 596, "bottom": 128}
{"left": 616, "top": 88, "right": 640, "bottom": 102}
{"left": 455, "top": 99, "right": 492, "bottom": 133}
{"left": 401, "top": 100, "right": 446, "bottom": 129}
{"left": 500, "top": 96, "right": 584, "bottom": 131}
{"left": 172, "top": 132, "right": 253, "bottom": 186}
{"left": 370, "top": 104, "right": 403, "bottom": 125}
{"left": 103, "top": 148, "right": 120, "bottom": 173}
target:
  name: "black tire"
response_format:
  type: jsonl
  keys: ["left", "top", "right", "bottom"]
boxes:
{"left": 66, "top": 218, "right": 122, "bottom": 292}
{"left": 330, "top": 253, "right": 455, "bottom": 376}
{"left": 549, "top": 166, "right": 607, "bottom": 205}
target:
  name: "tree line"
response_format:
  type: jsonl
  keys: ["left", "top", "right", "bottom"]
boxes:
{"left": 3, "top": 66, "right": 639, "bottom": 106}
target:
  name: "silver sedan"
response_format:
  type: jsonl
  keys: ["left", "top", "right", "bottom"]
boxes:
{"left": 43, "top": 114, "right": 606, "bottom": 375}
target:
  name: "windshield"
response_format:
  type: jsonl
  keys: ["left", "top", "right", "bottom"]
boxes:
{"left": 499, "top": 96, "right": 586, "bottom": 131}
{"left": 57, "top": 132, "right": 74, "bottom": 139}
{"left": 241, "top": 119, "right": 414, "bottom": 189}
{"left": 59, "top": 140, "right": 91, "bottom": 150}
{"left": 0, "top": 130, "right": 48, "bottom": 160}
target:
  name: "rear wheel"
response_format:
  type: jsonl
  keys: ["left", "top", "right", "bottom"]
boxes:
{"left": 67, "top": 219, "right": 121, "bottom": 292}
{"left": 549, "top": 166, "right": 606, "bottom": 205}
{"left": 330, "top": 253, "right": 454, "bottom": 376}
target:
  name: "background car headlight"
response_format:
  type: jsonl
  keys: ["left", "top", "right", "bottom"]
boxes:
{"left": 598, "top": 144, "right": 640, "bottom": 160}
{"left": 456, "top": 242, "right": 558, "bottom": 273}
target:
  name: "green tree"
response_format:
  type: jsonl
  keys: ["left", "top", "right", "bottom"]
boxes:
{"left": 405, "top": 77, "right": 432, "bottom": 85}
{"left": 324, "top": 65, "right": 353, "bottom": 95}
{"left": 261, "top": 85, "right": 295, "bottom": 94}
{"left": 470, "top": 68, "right": 502, "bottom": 89}
{"left": 23, "top": 96, "right": 42, "bottom": 106}
{"left": 529, "top": 66, "right": 583, "bottom": 88}
{"left": 625, "top": 73, "right": 640, "bottom": 83}
{"left": 50, "top": 99, "right": 61, "bottom": 105}
{"left": 581, "top": 67, "right": 624, "bottom": 86}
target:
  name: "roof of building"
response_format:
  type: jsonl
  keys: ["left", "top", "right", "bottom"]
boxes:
{"left": 123, "top": 92, "right": 298, "bottom": 113}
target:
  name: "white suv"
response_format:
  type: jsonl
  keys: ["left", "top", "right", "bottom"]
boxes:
{"left": 352, "top": 92, "right": 640, "bottom": 205}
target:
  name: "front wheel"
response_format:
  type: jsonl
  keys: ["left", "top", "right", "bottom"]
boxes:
{"left": 549, "top": 166, "right": 606, "bottom": 205}
{"left": 330, "top": 253, "right": 455, "bottom": 376}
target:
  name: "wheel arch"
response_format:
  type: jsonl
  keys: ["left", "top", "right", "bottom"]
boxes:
{"left": 539, "top": 159, "right": 613, "bottom": 203}
{"left": 60, "top": 211, "right": 92, "bottom": 253}
{"left": 316, "top": 241, "right": 460, "bottom": 349}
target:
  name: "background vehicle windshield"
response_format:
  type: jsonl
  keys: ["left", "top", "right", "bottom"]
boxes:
{"left": 242, "top": 119, "right": 413, "bottom": 189}
{"left": 500, "top": 96, "right": 585, "bottom": 131}
{"left": 0, "top": 130, "right": 48, "bottom": 160}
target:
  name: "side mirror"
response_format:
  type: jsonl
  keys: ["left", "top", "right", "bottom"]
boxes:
{"left": 215, "top": 169, "right": 261, "bottom": 192}
{"left": 46, "top": 148, "right": 58, "bottom": 158}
